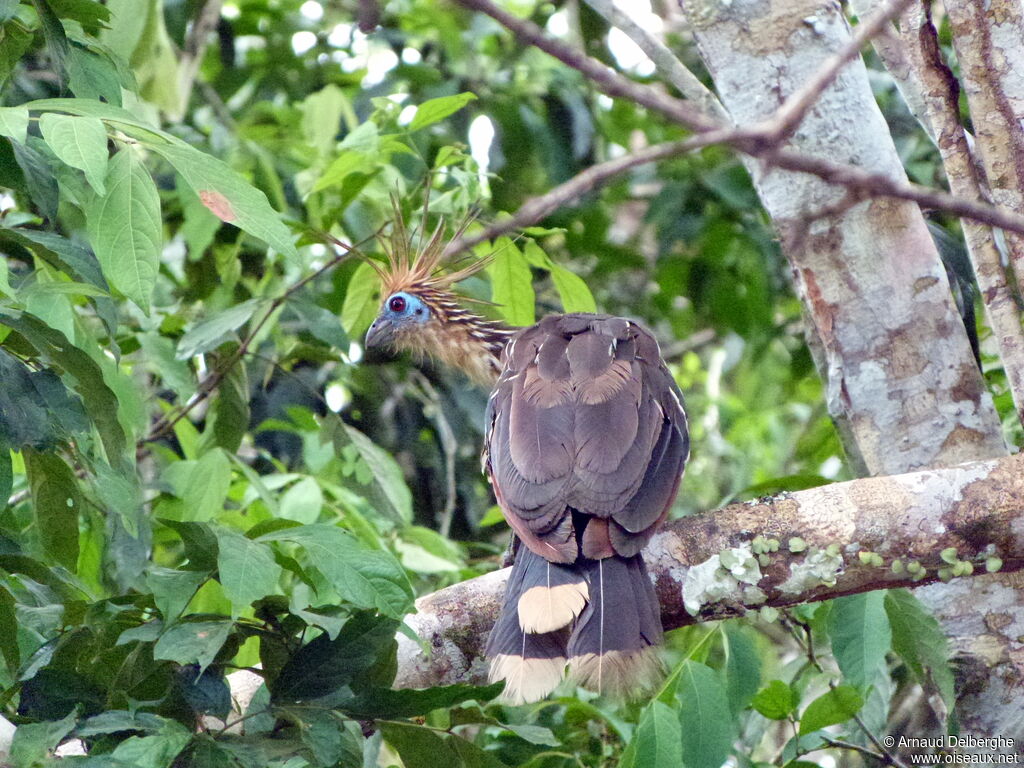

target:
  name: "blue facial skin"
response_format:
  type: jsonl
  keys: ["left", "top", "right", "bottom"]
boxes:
{"left": 365, "top": 291, "right": 430, "bottom": 348}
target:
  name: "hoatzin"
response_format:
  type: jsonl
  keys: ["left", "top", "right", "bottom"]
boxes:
{"left": 364, "top": 216, "right": 689, "bottom": 703}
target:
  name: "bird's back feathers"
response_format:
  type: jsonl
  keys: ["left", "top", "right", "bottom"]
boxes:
{"left": 483, "top": 313, "right": 688, "bottom": 702}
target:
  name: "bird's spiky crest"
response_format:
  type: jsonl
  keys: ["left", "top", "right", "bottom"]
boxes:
{"left": 368, "top": 198, "right": 488, "bottom": 300}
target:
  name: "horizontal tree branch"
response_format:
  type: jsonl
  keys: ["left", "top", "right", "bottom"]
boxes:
{"left": 395, "top": 453, "right": 1024, "bottom": 688}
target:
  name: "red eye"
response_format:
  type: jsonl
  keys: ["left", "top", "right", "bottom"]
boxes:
{"left": 388, "top": 295, "right": 407, "bottom": 313}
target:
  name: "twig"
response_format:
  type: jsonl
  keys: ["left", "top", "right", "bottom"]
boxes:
{"left": 451, "top": 0, "right": 722, "bottom": 134}
{"left": 143, "top": 239, "right": 360, "bottom": 444}
{"left": 447, "top": 0, "right": 1024, "bottom": 247}
{"left": 409, "top": 371, "right": 459, "bottom": 539}
{"left": 821, "top": 736, "right": 890, "bottom": 762}
{"left": 176, "top": 0, "right": 225, "bottom": 120}
{"left": 581, "top": 0, "right": 728, "bottom": 120}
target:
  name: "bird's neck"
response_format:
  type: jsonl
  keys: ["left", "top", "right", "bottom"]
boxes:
{"left": 420, "top": 305, "right": 516, "bottom": 386}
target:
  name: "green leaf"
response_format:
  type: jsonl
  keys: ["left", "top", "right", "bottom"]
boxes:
{"left": 75, "top": 710, "right": 168, "bottom": 737}
{"left": 340, "top": 261, "right": 381, "bottom": 337}
{"left": 312, "top": 149, "right": 376, "bottom": 193}
{"left": 215, "top": 528, "right": 282, "bottom": 615}
{"left": 0, "top": 227, "right": 119, "bottom": 341}
{"left": 146, "top": 567, "right": 208, "bottom": 622}
{"left": 0, "top": 349, "right": 88, "bottom": 450}
{"left": 12, "top": 139, "right": 60, "bottom": 222}
{"left": 159, "top": 519, "right": 220, "bottom": 571}
{"left": 621, "top": 700, "right": 683, "bottom": 768}
{"left": 798, "top": 685, "right": 863, "bottom": 736}
{"left": 176, "top": 299, "right": 265, "bottom": 359}
{"left": 409, "top": 92, "right": 477, "bottom": 131}
{"left": 550, "top": 263, "right": 597, "bottom": 313}
{"left": 751, "top": 680, "right": 796, "bottom": 720}
{"left": 0, "top": 583, "right": 18, "bottom": 676}
{"left": 488, "top": 238, "right": 535, "bottom": 326}
{"left": 0, "top": 105, "right": 28, "bottom": 144}
{"left": 153, "top": 619, "right": 232, "bottom": 673}
{"left": 107, "top": 718, "right": 192, "bottom": 768}
{"left": 86, "top": 146, "right": 161, "bottom": 312}
{"left": 329, "top": 417, "right": 412, "bottom": 524}
{"left": 270, "top": 611, "right": 399, "bottom": 702}
{"left": 259, "top": 523, "right": 414, "bottom": 617}
{"left": 0, "top": 308, "right": 128, "bottom": 465}
{"left": 9, "top": 709, "right": 78, "bottom": 767}
{"left": 301, "top": 84, "right": 347, "bottom": 154}
{"left": 201, "top": 351, "right": 249, "bottom": 453}
{"left": 145, "top": 141, "right": 298, "bottom": 263}
{"left": 160, "top": 449, "right": 232, "bottom": 522}
{"left": 66, "top": 44, "right": 123, "bottom": 105}
{"left": 24, "top": 448, "right": 81, "bottom": 570}
{"left": 339, "top": 681, "right": 504, "bottom": 719}
{"left": 279, "top": 476, "right": 323, "bottom": 523}
{"left": 827, "top": 592, "right": 892, "bottom": 690}
{"left": 380, "top": 722, "right": 463, "bottom": 768}
{"left": 723, "top": 622, "right": 761, "bottom": 714}
{"left": 38, "top": 113, "right": 109, "bottom": 194}
{"left": 884, "top": 589, "right": 955, "bottom": 709}
{"left": 676, "top": 661, "right": 734, "bottom": 768}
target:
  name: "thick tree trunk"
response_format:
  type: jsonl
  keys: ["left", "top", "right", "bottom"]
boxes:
{"left": 394, "top": 454, "right": 1024, "bottom": 688}
{"left": 677, "top": 0, "right": 1017, "bottom": 743}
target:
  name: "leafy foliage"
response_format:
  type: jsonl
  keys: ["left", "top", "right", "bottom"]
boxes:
{"left": 0, "top": 0, "right": 967, "bottom": 765}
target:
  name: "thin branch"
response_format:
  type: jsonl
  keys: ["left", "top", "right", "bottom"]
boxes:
{"left": 142, "top": 239, "right": 360, "bottom": 445}
{"left": 581, "top": 0, "right": 728, "bottom": 120}
{"left": 394, "top": 453, "right": 1024, "bottom": 688}
{"left": 176, "top": 0, "right": 225, "bottom": 120}
{"left": 446, "top": 0, "right": 1024, "bottom": 249}
{"left": 451, "top": 0, "right": 722, "bottom": 134}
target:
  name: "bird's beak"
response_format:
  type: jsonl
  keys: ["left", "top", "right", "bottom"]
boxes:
{"left": 365, "top": 315, "right": 395, "bottom": 349}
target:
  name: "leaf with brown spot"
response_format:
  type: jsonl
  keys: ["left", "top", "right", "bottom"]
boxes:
{"left": 199, "top": 189, "right": 237, "bottom": 222}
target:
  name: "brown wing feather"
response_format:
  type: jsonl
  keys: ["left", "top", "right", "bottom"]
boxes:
{"left": 485, "top": 313, "right": 688, "bottom": 564}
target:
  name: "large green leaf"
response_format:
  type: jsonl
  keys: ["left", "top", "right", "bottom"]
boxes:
{"left": 160, "top": 449, "right": 232, "bottom": 522}
{"left": 153, "top": 619, "right": 232, "bottom": 673}
{"left": 270, "top": 611, "right": 399, "bottom": 703}
{"left": 884, "top": 589, "right": 955, "bottom": 709}
{"left": 340, "top": 261, "right": 381, "bottom": 337}
{"left": 38, "top": 112, "right": 109, "bottom": 194}
{"left": 106, "top": 718, "right": 192, "bottom": 768}
{"left": 145, "top": 141, "right": 298, "bottom": 262}
{"left": 0, "top": 309, "right": 128, "bottom": 465}
{"left": 9, "top": 709, "right": 78, "bottom": 767}
{"left": 215, "top": 527, "right": 282, "bottom": 615}
{"left": 328, "top": 417, "right": 412, "bottom": 525}
{"left": 0, "top": 105, "right": 28, "bottom": 143}
{"left": 676, "top": 661, "right": 734, "bottom": 768}
{"left": 176, "top": 299, "right": 265, "bottom": 359}
{"left": 409, "top": 92, "right": 477, "bottom": 131}
{"left": 24, "top": 448, "right": 82, "bottom": 570}
{"left": 621, "top": 700, "right": 683, "bottom": 768}
{"left": 488, "top": 238, "right": 535, "bottom": 326}
{"left": 827, "top": 592, "right": 892, "bottom": 690}
{"left": 798, "top": 685, "right": 863, "bottom": 736}
{"left": 259, "top": 523, "right": 413, "bottom": 617}
{"left": 86, "top": 146, "right": 161, "bottom": 312}
{"left": 0, "top": 349, "right": 88, "bottom": 450}
{"left": 339, "top": 681, "right": 504, "bottom": 719}
{"left": 751, "top": 680, "right": 796, "bottom": 721}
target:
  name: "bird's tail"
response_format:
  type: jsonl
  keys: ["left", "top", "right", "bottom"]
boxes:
{"left": 485, "top": 545, "right": 587, "bottom": 704}
{"left": 567, "top": 554, "right": 664, "bottom": 698}
{"left": 486, "top": 546, "right": 663, "bottom": 703}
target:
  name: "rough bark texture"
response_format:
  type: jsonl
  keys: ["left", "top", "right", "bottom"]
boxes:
{"left": 893, "top": 3, "right": 1024, "bottom": 429}
{"left": 677, "top": 0, "right": 1017, "bottom": 744}
{"left": 944, "top": 0, "right": 1024, "bottom": 302}
{"left": 394, "top": 454, "right": 1024, "bottom": 688}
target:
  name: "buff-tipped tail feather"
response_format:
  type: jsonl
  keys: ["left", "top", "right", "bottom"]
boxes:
{"left": 486, "top": 546, "right": 665, "bottom": 704}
